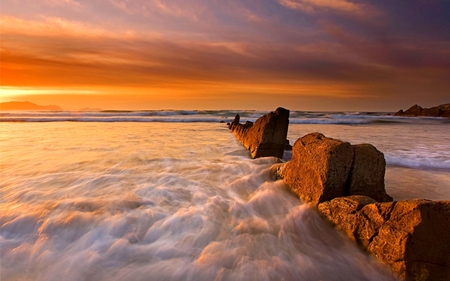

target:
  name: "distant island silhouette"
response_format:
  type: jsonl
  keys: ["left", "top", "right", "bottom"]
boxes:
{"left": 0, "top": 101, "right": 62, "bottom": 111}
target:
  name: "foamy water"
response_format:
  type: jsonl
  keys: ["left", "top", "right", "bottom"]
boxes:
{"left": 0, "top": 122, "right": 398, "bottom": 281}
{"left": 1, "top": 112, "right": 450, "bottom": 281}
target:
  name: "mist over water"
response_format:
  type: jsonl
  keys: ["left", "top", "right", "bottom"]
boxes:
{"left": 0, "top": 122, "right": 398, "bottom": 281}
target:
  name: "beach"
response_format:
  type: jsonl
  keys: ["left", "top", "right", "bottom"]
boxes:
{"left": 1, "top": 111, "right": 449, "bottom": 280}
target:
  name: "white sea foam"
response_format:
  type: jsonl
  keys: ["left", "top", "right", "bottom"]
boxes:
{"left": 0, "top": 122, "right": 397, "bottom": 281}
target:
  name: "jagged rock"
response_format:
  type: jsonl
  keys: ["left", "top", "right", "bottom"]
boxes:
{"left": 278, "top": 133, "right": 392, "bottom": 204}
{"left": 284, "top": 139, "right": 292, "bottom": 151}
{"left": 394, "top": 103, "right": 450, "bottom": 118}
{"left": 348, "top": 144, "right": 392, "bottom": 202}
{"left": 318, "top": 197, "right": 450, "bottom": 281}
{"left": 278, "top": 133, "right": 354, "bottom": 204}
{"left": 229, "top": 108, "right": 290, "bottom": 158}
{"left": 394, "top": 109, "right": 404, "bottom": 116}
{"left": 404, "top": 104, "right": 423, "bottom": 116}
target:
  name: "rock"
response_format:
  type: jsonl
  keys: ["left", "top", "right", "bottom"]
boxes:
{"left": 422, "top": 107, "right": 442, "bottom": 117}
{"left": 278, "top": 133, "right": 354, "bottom": 204}
{"left": 279, "top": 133, "right": 392, "bottom": 204}
{"left": 404, "top": 104, "right": 423, "bottom": 116}
{"left": 348, "top": 144, "right": 392, "bottom": 202}
{"left": 394, "top": 103, "right": 450, "bottom": 118}
{"left": 284, "top": 139, "right": 292, "bottom": 151}
{"left": 229, "top": 108, "right": 290, "bottom": 158}
{"left": 438, "top": 103, "right": 450, "bottom": 111}
{"left": 318, "top": 197, "right": 450, "bottom": 281}
{"left": 229, "top": 114, "right": 240, "bottom": 129}
{"left": 394, "top": 109, "right": 404, "bottom": 116}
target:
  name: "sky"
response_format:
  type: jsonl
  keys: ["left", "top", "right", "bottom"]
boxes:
{"left": 1, "top": 0, "right": 450, "bottom": 111}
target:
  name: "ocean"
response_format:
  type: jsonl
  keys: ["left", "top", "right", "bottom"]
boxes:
{"left": 1, "top": 110, "right": 449, "bottom": 281}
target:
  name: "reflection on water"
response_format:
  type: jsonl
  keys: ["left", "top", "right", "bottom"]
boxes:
{"left": 0, "top": 123, "right": 396, "bottom": 280}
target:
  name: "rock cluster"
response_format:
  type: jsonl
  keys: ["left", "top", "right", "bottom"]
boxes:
{"left": 394, "top": 103, "right": 450, "bottom": 118}
{"left": 276, "top": 132, "right": 448, "bottom": 281}
{"left": 278, "top": 133, "right": 392, "bottom": 204}
{"left": 228, "top": 107, "right": 290, "bottom": 158}
{"left": 228, "top": 109, "right": 450, "bottom": 280}
{"left": 319, "top": 196, "right": 450, "bottom": 281}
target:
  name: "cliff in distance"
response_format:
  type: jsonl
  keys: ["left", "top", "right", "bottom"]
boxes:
{"left": 0, "top": 101, "right": 62, "bottom": 111}
{"left": 394, "top": 103, "right": 450, "bottom": 118}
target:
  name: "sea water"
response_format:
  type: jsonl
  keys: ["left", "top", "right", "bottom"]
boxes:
{"left": 1, "top": 111, "right": 449, "bottom": 281}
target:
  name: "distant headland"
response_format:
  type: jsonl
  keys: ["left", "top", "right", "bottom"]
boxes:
{"left": 0, "top": 101, "right": 62, "bottom": 111}
{"left": 394, "top": 103, "right": 450, "bottom": 118}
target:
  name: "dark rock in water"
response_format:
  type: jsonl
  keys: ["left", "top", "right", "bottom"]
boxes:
{"left": 318, "top": 197, "right": 450, "bottom": 281}
{"left": 229, "top": 108, "right": 290, "bottom": 159}
{"left": 278, "top": 133, "right": 354, "bottom": 204}
{"left": 394, "top": 103, "right": 450, "bottom": 118}
{"left": 348, "top": 144, "right": 392, "bottom": 202}
{"left": 404, "top": 104, "right": 423, "bottom": 116}
{"left": 219, "top": 120, "right": 225, "bottom": 123}
{"left": 394, "top": 109, "right": 404, "bottom": 116}
{"left": 229, "top": 114, "right": 241, "bottom": 129}
{"left": 278, "top": 133, "right": 392, "bottom": 204}
{"left": 284, "top": 139, "right": 292, "bottom": 151}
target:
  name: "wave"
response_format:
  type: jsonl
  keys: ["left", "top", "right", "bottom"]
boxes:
{"left": 386, "top": 155, "right": 450, "bottom": 170}
{"left": 0, "top": 117, "right": 228, "bottom": 123}
{"left": 0, "top": 110, "right": 443, "bottom": 125}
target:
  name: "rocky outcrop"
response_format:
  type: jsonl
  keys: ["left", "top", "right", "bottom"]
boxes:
{"left": 229, "top": 110, "right": 448, "bottom": 280}
{"left": 278, "top": 133, "right": 392, "bottom": 204}
{"left": 348, "top": 144, "right": 392, "bottom": 202}
{"left": 229, "top": 108, "right": 290, "bottom": 158}
{"left": 318, "top": 196, "right": 450, "bottom": 281}
{"left": 394, "top": 103, "right": 450, "bottom": 118}
{"left": 278, "top": 133, "right": 354, "bottom": 204}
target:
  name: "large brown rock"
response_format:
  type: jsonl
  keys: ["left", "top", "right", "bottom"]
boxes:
{"left": 319, "top": 197, "right": 450, "bottom": 281}
{"left": 278, "top": 133, "right": 354, "bottom": 204}
{"left": 348, "top": 144, "right": 393, "bottom": 202}
{"left": 279, "top": 133, "right": 392, "bottom": 204}
{"left": 229, "top": 108, "right": 290, "bottom": 158}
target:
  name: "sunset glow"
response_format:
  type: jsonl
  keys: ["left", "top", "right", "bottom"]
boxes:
{"left": 1, "top": 1, "right": 449, "bottom": 110}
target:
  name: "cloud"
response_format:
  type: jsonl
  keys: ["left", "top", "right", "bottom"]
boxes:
{"left": 1, "top": 0, "right": 449, "bottom": 109}
{"left": 1, "top": 16, "right": 383, "bottom": 98}
{"left": 108, "top": 0, "right": 208, "bottom": 20}
{"left": 277, "top": 0, "right": 365, "bottom": 14}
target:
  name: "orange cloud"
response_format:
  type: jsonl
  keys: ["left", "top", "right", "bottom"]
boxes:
{"left": 278, "top": 0, "right": 365, "bottom": 14}
{"left": 1, "top": 8, "right": 449, "bottom": 111}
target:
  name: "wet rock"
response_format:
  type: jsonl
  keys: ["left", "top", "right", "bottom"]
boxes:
{"left": 318, "top": 197, "right": 450, "bottom": 281}
{"left": 278, "top": 133, "right": 354, "bottom": 204}
{"left": 284, "top": 139, "right": 292, "bottom": 151}
{"left": 229, "top": 108, "right": 290, "bottom": 159}
{"left": 348, "top": 144, "right": 392, "bottom": 202}
{"left": 279, "top": 133, "right": 392, "bottom": 204}
{"left": 394, "top": 103, "right": 450, "bottom": 118}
